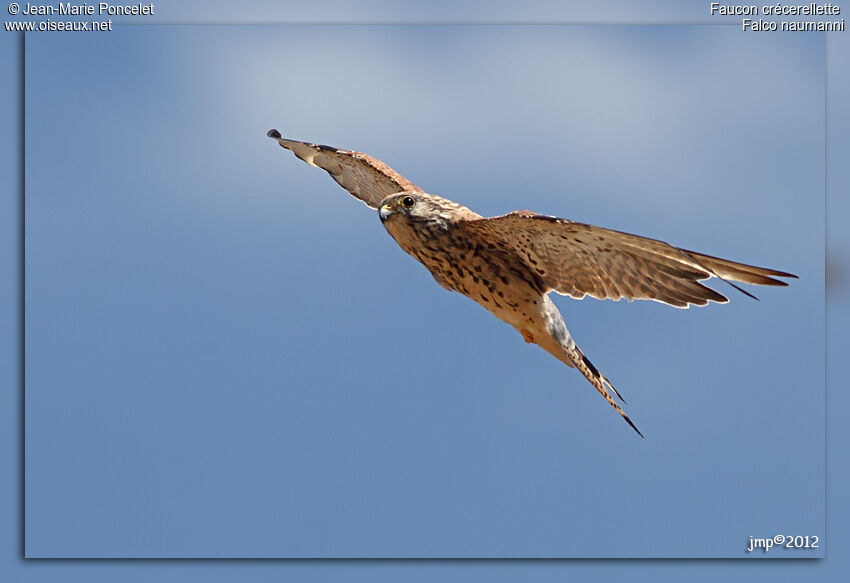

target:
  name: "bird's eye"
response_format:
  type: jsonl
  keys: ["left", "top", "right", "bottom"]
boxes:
{"left": 400, "top": 196, "right": 416, "bottom": 209}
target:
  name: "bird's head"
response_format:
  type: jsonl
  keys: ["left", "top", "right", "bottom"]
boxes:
{"left": 378, "top": 191, "right": 480, "bottom": 239}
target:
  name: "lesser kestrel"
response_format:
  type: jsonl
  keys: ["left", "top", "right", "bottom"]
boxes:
{"left": 267, "top": 129, "right": 796, "bottom": 437}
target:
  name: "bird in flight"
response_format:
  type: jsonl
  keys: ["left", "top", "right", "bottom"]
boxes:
{"left": 267, "top": 129, "right": 796, "bottom": 437}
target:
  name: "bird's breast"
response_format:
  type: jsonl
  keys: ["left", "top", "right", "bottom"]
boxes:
{"left": 389, "top": 226, "right": 546, "bottom": 324}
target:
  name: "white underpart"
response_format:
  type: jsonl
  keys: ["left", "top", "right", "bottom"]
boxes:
{"left": 540, "top": 295, "right": 575, "bottom": 350}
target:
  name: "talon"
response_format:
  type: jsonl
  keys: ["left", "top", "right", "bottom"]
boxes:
{"left": 521, "top": 329, "right": 535, "bottom": 343}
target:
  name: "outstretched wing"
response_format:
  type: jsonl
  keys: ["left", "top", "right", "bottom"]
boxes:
{"left": 267, "top": 129, "right": 422, "bottom": 209}
{"left": 464, "top": 211, "right": 796, "bottom": 308}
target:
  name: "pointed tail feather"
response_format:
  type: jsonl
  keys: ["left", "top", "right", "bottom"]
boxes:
{"left": 573, "top": 347, "right": 644, "bottom": 438}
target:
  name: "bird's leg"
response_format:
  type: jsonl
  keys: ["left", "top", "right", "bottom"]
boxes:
{"left": 520, "top": 329, "right": 535, "bottom": 343}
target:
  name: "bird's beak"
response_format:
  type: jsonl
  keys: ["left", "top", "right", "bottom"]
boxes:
{"left": 379, "top": 203, "right": 395, "bottom": 223}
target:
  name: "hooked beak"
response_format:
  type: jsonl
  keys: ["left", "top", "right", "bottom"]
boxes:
{"left": 379, "top": 203, "right": 395, "bottom": 223}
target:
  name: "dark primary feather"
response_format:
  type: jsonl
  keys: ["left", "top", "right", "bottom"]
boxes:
{"left": 679, "top": 248, "right": 797, "bottom": 286}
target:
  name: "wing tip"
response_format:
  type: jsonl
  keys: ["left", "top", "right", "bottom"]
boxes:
{"left": 766, "top": 273, "right": 797, "bottom": 285}
{"left": 267, "top": 128, "right": 282, "bottom": 139}
{"left": 761, "top": 269, "right": 798, "bottom": 281}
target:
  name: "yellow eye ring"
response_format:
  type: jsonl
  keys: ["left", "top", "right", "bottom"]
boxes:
{"left": 400, "top": 195, "right": 416, "bottom": 209}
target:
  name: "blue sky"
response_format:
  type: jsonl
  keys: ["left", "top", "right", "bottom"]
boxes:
{"left": 3, "top": 0, "right": 848, "bottom": 580}
{"left": 22, "top": 24, "right": 823, "bottom": 558}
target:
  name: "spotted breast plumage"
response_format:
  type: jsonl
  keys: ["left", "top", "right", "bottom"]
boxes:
{"left": 267, "top": 129, "right": 796, "bottom": 437}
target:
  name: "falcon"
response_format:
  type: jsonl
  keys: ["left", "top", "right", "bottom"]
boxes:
{"left": 267, "top": 129, "right": 796, "bottom": 437}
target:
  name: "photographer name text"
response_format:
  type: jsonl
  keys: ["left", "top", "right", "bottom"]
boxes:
{"left": 18, "top": 2, "right": 153, "bottom": 16}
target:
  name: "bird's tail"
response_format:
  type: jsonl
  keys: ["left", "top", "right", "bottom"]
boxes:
{"left": 568, "top": 345, "right": 644, "bottom": 438}
{"left": 532, "top": 296, "right": 644, "bottom": 437}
